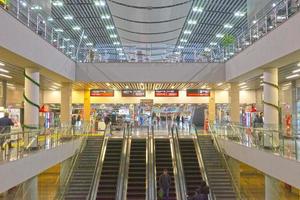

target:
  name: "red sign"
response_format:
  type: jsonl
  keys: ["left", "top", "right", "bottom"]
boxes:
{"left": 187, "top": 89, "right": 210, "bottom": 97}
{"left": 90, "top": 89, "right": 114, "bottom": 97}
{"left": 39, "top": 105, "right": 49, "bottom": 113}
{"left": 122, "top": 90, "right": 145, "bottom": 97}
{"left": 155, "top": 90, "right": 179, "bottom": 97}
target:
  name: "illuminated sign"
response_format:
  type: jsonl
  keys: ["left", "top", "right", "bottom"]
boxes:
{"left": 90, "top": 89, "right": 114, "bottom": 97}
{"left": 155, "top": 90, "right": 179, "bottom": 97}
{"left": 186, "top": 89, "right": 210, "bottom": 97}
{"left": 122, "top": 90, "right": 145, "bottom": 97}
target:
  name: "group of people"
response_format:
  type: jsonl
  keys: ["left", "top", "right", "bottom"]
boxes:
{"left": 158, "top": 169, "right": 209, "bottom": 200}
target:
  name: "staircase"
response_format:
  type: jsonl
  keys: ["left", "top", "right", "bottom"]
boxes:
{"left": 64, "top": 136, "right": 103, "bottom": 199}
{"left": 178, "top": 139, "right": 202, "bottom": 197}
{"left": 127, "top": 139, "right": 146, "bottom": 200}
{"left": 198, "top": 135, "right": 236, "bottom": 199}
{"left": 155, "top": 139, "right": 176, "bottom": 200}
{"left": 97, "top": 139, "right": 123, "bottom": 199}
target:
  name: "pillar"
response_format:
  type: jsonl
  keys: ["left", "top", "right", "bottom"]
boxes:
{"left": 60, "top": 83, "right": 72, "bottom": 126}
{"left": 263, "top": 68, "right": 279, "bottom": 147}
{"left": 24, "top": 69, "right": 40, "bottom": 145}
{"left": 208, "top": 90, "right": 216, "bottom": 122}
{"left": 265, "top": 175, "right": 282, "bottom": 200}
{"left": 22, "top": 177, "right": 38, "bottom": 200}
{"left": 83, "top": 89, "right": 91, "bottom": 122}
{"left": 229, "top": 83, "right": 240, "bottom": 123}
{"left": 1, "top": 80, "right": 7, "bottom": 107}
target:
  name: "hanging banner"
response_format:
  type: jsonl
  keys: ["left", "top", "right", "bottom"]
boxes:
{"left": 155, "top": 90, "right": 179, "bottom": 97}
{"left": 122, "top": 90, "right": 145, "bottom": 97}
{"left": 186, "top": 89, "right": 210, "bottom": 97}
{"left": 90, "top": 89, "right": 114, "bottom": 97}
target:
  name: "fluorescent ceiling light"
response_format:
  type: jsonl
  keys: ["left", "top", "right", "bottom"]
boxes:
{"left": 224, "top": 24, "right": 233, "bottom": 29}
{"left": 180, "top": 39, "right": 187, "bottom": 42}
{"left": 106, "top": 25, "right": 115, "bottom": 30}
{"left": 260, "top": 75, "right": 264, "bottom": 79}
{"left": 113, "top": 42, "right": 120, "bottom": 45}
{"left": 286, "top": 74, "right": 300, "bottom": 79}
{"left": 0, "top": 62, "right": 4, "bottom": 66}
{"left": 216, "top": 33, "right": 224, "bottom": 38}
{"left": 101, "top": 15, "right": 110, "bottom": 19}
{"left": 234, "top": 11, "right": 245, "bottom": 17}
{"left": 94, "top": 0, "right": 105, "bottom": 6}
{"left": 177, "top": 46, "right": 184, "bottom": 49}
{"left": 47, "top": 17, "right": 53, "bottom": 22}
{"left": 106, "top": 83, "right": 110, "bottom": 86}
{"left": 183, "top": 30, "right": 192, "bottom": 34}
{"left": 64, "top": 38, "right": 70, "bottom": 41}
{"left": 69, "top": 44, "right": 75, "bottom": 48}
{"left": 20, "top": 1, "right": 27, "bottom": 7}
{"left": 292, "top": 68, "right": 300, "bottom": 74}
{"left": 217, "top": 83, "right": 223, "bottom": 86}
{"left": 52, "top": 1, "right": 63, "bottom": 6}
{"left": 210, "top": 42, "right": 217, "bottom": 46}
{"left": 54, "top": 28, "right": 63, "bottom": 32}
{"left": 73, "top": 26, "right": 81, "bottom": 30}
{"left": 116, "top": 48, "right": 122, "bottom": 51}
{"left": 204, "top": 48, "right": 211, "bottom": 52}
{"left": 86, "top": 43, "right": 93, "bottom": 46}
{"left": 297, "top": 62, "right": 300, "bottom": 67}
{"left": 110, "top": 34, "right": 117, "bottom": 38}
{"left": 238, "top": 82, "right": 246, "bottom": 86}
{"left": 83, "top": 35, "right": 88, "bottom": 39}
{"left": 125, "top": 85, "right": 129, "bottom": 89}
{"left": 31, "top": 5, "right": 42, "bottom": 10}
{"left": 192, "top": 7, "right": 203, "bottom": 12}
{"left": 0, "top": 74, "right": 12, "bottom": 79}
{"left": 171, "top": 86, "right": 175, "bottom": 89}
{"left": 188, "top": 20, "right": 197, "bottom": 25}
{"left": 0, "top": 68, "right": 9, "bottom": 73}
{"left": 240, "top": 85, "right": 248, "bottom": 89}
{"left": 60, "top": 46, "right": 66, "bottom": 49}
{"left": 119, "top": 53, "right": 125, "bottom": 56}
{"left": 64, "top": 15, "right": 73, "bottom": 20}
{"left": 252, "top": 20, "right": 257, "bottom": 24}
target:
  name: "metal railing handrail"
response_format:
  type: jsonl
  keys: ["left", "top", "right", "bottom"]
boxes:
{"left": 208, "top": 123, "right": 243, "bottom": 199}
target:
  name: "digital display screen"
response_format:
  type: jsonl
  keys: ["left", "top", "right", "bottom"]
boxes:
{"left": 122, "top": 90, "right": 145, "bottom": 97}
{"left": 90, "top": 89, "right": 114, "bottom": 97}
{"left": 186, "top": 89, "right": 210, "bottom": 97}
{"left": 155, "top": 90, "right": 179, "bottom": 97}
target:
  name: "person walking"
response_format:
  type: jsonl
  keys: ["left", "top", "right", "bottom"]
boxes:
{"left": 158, "top": 169, "right": 171, "bottom": 200}
{"left": 0, "top": 113, "right": 14, "bottom": 149}
{"left": 71, "top": 115, "right": 77, "bottom": 135}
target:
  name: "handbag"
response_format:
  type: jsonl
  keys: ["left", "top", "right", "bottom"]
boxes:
{"left": 158, "top": 189, "right": 164, "bottom": 199}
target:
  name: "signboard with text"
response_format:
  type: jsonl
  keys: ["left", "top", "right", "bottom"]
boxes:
{"left": 122, "top": 90, "right": 145, "bottom": 97}
{"left": 90, "top": 89, "right": 114, "bottom": 97}
{"left": 186, "top": 89, "right": 210, "bottom": 97}
{"left": 155, "top": 90, "right": 179, "bottom": 97}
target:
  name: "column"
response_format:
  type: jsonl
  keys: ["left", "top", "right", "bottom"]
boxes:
{"left": 22, "top": 177, "right": 38, "bottom": 200}
{"left": 1, "top": 80, "right": 7, "bottom": 107}
{"left": 83, "top": 89, "right": 90, "bottom": 122}
{"left": 265, "top": 175, "right": 282, "bottom": 200}
{"left": 263, "top": 68, "right": 279, "bottom": 147}
{"left": 24, "top": 69, "right": 40, "bottom": 146}
{"left": 208, "top": 90, "right": 216, "bottom": 122}
{"left": 60, "top": 83, "right": 72, "bottom": 126}
{"left": 229, "top": 83, "right": 240, "bottom": 123}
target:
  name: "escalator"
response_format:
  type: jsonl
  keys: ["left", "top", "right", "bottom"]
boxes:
{"left": 96, "top": 139, "right": 123, "bottom": 199}
{"left": 64, "top": 136, "right": 103, "bottom": 199}
{"left": 178, "top": 139, "right": 202, "bottom": 197}
{"left": 127, "top": 139, "right": 146, "bottom": 200}
{"left": 155, "top": 139, "right": 176, "bottom": 200}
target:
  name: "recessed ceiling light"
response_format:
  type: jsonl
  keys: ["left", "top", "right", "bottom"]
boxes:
{"left": 224, "top": 24, "right": 233, "bottom": 29}
{"left": 94, "top": 0, "right": 105, "bottom": 6}
{"left": 110, "top": 34, "right": 117, "bottom": 38}
{"left": 101, "top": 15, "right": 110, "bottom": 19}
{"left": 187, "top": 20, "right": 197, "bottom": 25}
{"left": 238, "top": 82, "right": 246, "bottom": 86}
{"left": 54, "top": 28, "right": 64, "bottom": 32}
{"left": 83, "top": 35, "right": 88, "bottom": 39}
{"left": 106, "top": 25, "right": 115, "bottom": 30}
{"left": 192, "top": 7, "right": 203, "bottom": 12}
{"left": 20, "top": 1, "right": 27, "bottom": 7}
{"left": 210, "top": 42, "right": 217, "bottom": 46}
{"left": 60, "top": 46, "right": 66, "bottom": 49}
{"left": 216, "top": 33, "right": 224, "bottom": 38}
{"left": 119, "top": 53, "right": 125, "bottom": 56}
{"left": 177, "top": 46, "right": 184, "bottom": 49}
{"left": 0, "top": 74, "right": 12, "bottom": 79}
{"left": 86, "top": 43, "right": 93, "bottom": 46}
{"left": 0, "top": 68, "right": 9, "bottom": 73}
{"left": 52, "top": 1, "right": 63, "bottom": 6}
{"left": 184, "top": 30, "right": 192, "bottom": 34}
{"left": 204, "top": 48, "right": 211, "bottom": 52}
{"left": 69, "top": 44, "right": 75, "bottom": 48}
{"left": 106, "top": 83, "right": 110, "bottom": 86}
{"left": 125, "top": 85, "right": 129, "bottom": 89}
{"left": 113, "top": 42, "right": 120, "bottom": 45}
{"left": 180, "top": 39, "right": 187, "bottom": 42}
{"left": 286, "top": 74, "right": 299, "bottom": 79}
{"left": 234, "top": 11, "right": 245, "bottom": 17}
{"left": 116, "top": 48, "right": 122, "bottom": 51}
{"left": 64, "top": 38, "right": 70, "bottom": 41}
{"left": 31, "top": 5, "right": 42, "bottom": 10}
{"left": 73, "top": 26, "right": 81, "bottom": 30}
{"left": 47, "top": 17, "right": 53, "bottom": 22}
{"left": 0, "top": 62, "right": 4, "bottom": 66}
{"left": 171, "top": 86, "right": 175, "bottom": 89}
{"left": 252, "top": 20, "right": 257, "bottom": 24}
{"left": 64, "top": 15, "right": 73, "bottom": 20}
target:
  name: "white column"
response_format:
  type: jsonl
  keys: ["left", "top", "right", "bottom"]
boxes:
{"left": 60, "top": 83, "right": 72, "bottom": 126}
{"left": 265, "top": 175, "right": 281, "bottom": 200}
{"left": 24, "top": 69, "right": 40, "bottom": 145}
{"left": 22, "top": 177, "right": 38, "bottom": 200}
{"left": 263, "top": 68, "right": 279, "bottom": 147}
{"left": 229, "top": 83, "right": 240, "bottom": 123}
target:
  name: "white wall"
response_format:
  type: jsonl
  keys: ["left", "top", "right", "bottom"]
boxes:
{"left": 226, "top": 11, "right": 300, "bottom": 81}
{"left": 0, "top": 8, "right": 75, "bottom": 81}
{"left": 217, "top": 138, "right": 300, "bottom": 188}
{"left": 76, "top": 62, "right": 225, "bottom": 82}
{"left": 0, "top": 138, "right": 82, "bottom": 192}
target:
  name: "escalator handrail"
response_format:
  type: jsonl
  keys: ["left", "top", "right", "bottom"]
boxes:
{"left": 172, "top": 126, "right": 188, "bottom": 200}
{"left": 208, "top": 123, "right": 243, "bottom": 199}
{"left": 151, "top": 125, "right": 157, "bottom": 200}
{"left": 192, "top": 126, "right": 216, "bottom": 200}
{"left": 57, "top": 136, "right": 87, "bottom": 200}
{"left": 146, "top": 125, "right": 156, "bottom": 200}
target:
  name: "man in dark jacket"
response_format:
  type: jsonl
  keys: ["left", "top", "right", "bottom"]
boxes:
{"left": 159, "top": 168, "right": 171, "bottom": 200}
{"left": 0, "top": 113, "right": 14, "bottom": 149}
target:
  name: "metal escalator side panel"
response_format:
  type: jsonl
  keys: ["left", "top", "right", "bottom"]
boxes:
{"left": 120, "top": 138, "right": 131, "bottom": 200}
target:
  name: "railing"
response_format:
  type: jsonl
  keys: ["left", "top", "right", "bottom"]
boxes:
{"left": 212, "top": 123, "right": 300, "bottom": 162}
{"left": 146, "top": 125, "right": 156, "bottom": 200}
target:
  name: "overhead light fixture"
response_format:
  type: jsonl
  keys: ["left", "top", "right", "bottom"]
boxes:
{"left": 234, "top": 11, "right": 245, "bottom": 17}
{"left": 69, "top": 44, "right": 75, "bottom": 48}
{"left": 125, "top": 85, "right": 129, "bottom": 89}
{"left": 31, "top": 5, "right": 42, "bottom": 10}
{"left": 101, "top": 15, "right": 110, "bottom": 19}
{"left": 238, "top": 82, "right": 246, "bottom": 86}
{"left": 20, "top": 1, "right": 27, "bottom": 7}
{"left": 188, "top": 20, "right": 197, "bottom": 25}
{"left": 64, "top": 38, "right": 70, "bottom": 41}
{"left": 175, "top": 51, "right": 181, "bottom": 55}
{"left": 282, "top": 83, "right": 291, "bottom": 87}
{"left": 106, "top": 83, "right": 110, "bottom": 86}
{"left": 106, "top": 25, "right": 115, "bottom": 30}
{"left": 184, "top": 30, "right": 192, "bottom": 34}
{"left": 86, "top": 42, "right": 93, "bottom": 46}
{"left": 116, "top": 48, "right": 122, "bottom": 51}
{"left": 110, "top": 34, "right": 117, "bottom": 38}
{"left": 224, "top": 24, "right": 233, "bottom": 29}
{"left": 177, "top": 46, "right": 184, "bottom": 49}
{"left": 94, "top": 0, "right": 105, "bottom": 6}
{"left": 171, "top": 86, "right": 175, "bottom": 89}
{"left": 113, "top": 42, "right": 120, "bottom": 45}
{"left": 73, "top": 26, "right": 81, "bottom": 30}
{"left": 297, "top": 62, "right": 300, "bottom": 67}
{"left": 0, "top": 62, "right": 4, "bottom": 66}
{"left": 180, "top": 39, "right": 187, "bottom": 42}
{"left": 272, "top": 3, "right": 276, "bottom": 7}
{"left": 60, "top": 45, "right": 66, "bottom": 49}
{"left": 216, "top": 33, "right": 224, "bottom": 38}
{"left": 52, "top": 1, "right": 63, "bottom": 6}
{"left": 286, "top": 74, "right": 300, "bottom": 79}
{"left": 54, "top": 28, "right": 64, "bottom": 32}
{"left": 47, "top": 17, "right": 53, "bottom": 22}
{"left": 64, "top": 15, "right": 73, "bottom": 20}
{"left": 210, "top": 42, "right": 217, "bottom": 46}
{"left": 0, "top": 74, "right": 12, "bottom": 79}
{"left": 260, "top": 75, "right": 264, "bottom": 79}
{"left": 204, "top": 48, "right": 211, "bottom": 52}
{"left": 240, "top": 85, "right": 248, "bottom": 89}
{"left": 217, "top": 83, "right": 223, "bottom": 86}
{"left": 192, "top": 7, "right": 203, "bottom": 12}
{"left": 119, "top": 53, "right": 125, "bottom": 56}
{"left": 252, "top": 20, "right": 257, "bottom": 24}
{"left": 0, "top": 68, "right": 9, "bottom": 73}
{"left": 83, "top": 35, "right": 88, "bottom": 39}
{"left": 292, "top": 68, "right": 300, "bottom": 74}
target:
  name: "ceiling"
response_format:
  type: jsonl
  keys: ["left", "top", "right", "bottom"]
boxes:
{"left": 47, "top": 0, "right": 248, "bottom": 62}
